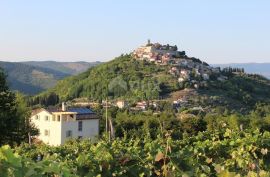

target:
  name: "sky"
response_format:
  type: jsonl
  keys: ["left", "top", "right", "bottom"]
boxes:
{"left": 0, "top": 0, "right": 269, "bottom": 64}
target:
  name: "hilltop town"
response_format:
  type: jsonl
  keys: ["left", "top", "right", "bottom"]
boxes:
{"left": 68, "top": 41, "right": 232, "bottom": 112}
{"left": 27, "top": 41, "right": 264, "bottom": 115}
{"left": 32, "top": 41, "right": 241, "bottom": 113}
{"left": 133, "top": 40, "right": 227, "bottom": 89}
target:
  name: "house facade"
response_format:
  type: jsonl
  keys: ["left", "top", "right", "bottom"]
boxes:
{"left": 116, "top": 100, "right": 128, "bottom": 109}
{"left": 30, "top": 103, "right": 99, "bottom": 146}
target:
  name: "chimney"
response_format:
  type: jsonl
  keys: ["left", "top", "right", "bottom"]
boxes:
{"left": 62, "top": 102, "right": 66, "bottom": 111}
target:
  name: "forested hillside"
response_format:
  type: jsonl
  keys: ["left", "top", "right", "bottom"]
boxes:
{"left": 32, "top": 55, "right": 179, "bottom": 103}
{"left": 0, "top": 61, "right": 101, "bottom": 95}
{"left": 31, "top": 55, "right": 270, "bottom": 113}
{"left": 22, "top": 61, "right": 101, "bottom": 75}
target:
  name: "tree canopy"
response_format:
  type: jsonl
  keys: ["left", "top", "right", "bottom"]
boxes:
{"left": 0, "top": 68, "right": 37, "bottom": 146}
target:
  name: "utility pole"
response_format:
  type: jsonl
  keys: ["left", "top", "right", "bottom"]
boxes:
{"left": 105, "top": 62, "right": 111, "bottom": 142}
{"left": 105, "top": 97, "right": 111, "bottom": 142}
{"left": 105, "top": 98, "right": 108, "bottom": 134}
{"left": 28, "top": 132, "right": 31, "bottom": 145}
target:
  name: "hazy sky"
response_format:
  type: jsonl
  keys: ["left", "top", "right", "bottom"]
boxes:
{"left": 0, "top": 0, "right": 269, "bottom": 64}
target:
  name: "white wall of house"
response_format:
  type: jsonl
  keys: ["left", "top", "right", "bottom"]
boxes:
{"left": 31, "top": 110, "right": 62, "bottom": 146}
{"left": 116, "top": 101, "right": 127, "bottom": 109}
{"left": 31, "top": 110, "right": 99, "bottom": 146}
{"left": 61, "top": 119, "right": 99, "bottom": 144}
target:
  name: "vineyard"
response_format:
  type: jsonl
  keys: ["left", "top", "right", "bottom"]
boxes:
{"left": 1, "top": 129, "right": 270, "bottom": 177}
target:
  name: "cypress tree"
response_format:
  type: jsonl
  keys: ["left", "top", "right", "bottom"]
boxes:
{"left": 0, "top": 68, "right": 18, "bottom": 145}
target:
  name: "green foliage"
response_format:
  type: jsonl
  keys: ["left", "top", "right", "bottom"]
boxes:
{"left": 0, "top": 68, "right": 38, "bottom": 146}
{"left": 1, "top": 129, "right": 270, "bottom": 176}
{"left": 27, "top": 55, "right": 270, "bottom": 117}
{"left": 31, "top": 55, "right": 179, "bottom": 105}
{"left": 214, "top": 75, "right": 270, "bottom": 105}
{"left": 0, "top": 145, "right": 75, "bottom": 177}
{"left": 22, "top": 61, "right": 101, "bottom": 75}
{"left": 204, "top": 104, "right": 270, "bottom": 133}
{"left": 114, "top": 111, "right": 180, "bottom": 139}
{"left": 0, "top": 61, "right": 100, "bottom": 95}
{"left": 14, "top": 93, "right": 39, "bottom": 143}
{"left": 0, "top": 68, "right": 19, "bottom": 145}
{"left": 96, "top": 100, "right": 270, "bottom": 141}
{"left": 27, "top": 92, "right": 59, "bottom": 107}
{"left": 196, "top": 74, "right": 270, "bottom": 113}
{"left": 0, "top": 61, "right": 68, "bottom": 95}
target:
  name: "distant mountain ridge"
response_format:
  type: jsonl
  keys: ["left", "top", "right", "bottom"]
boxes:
{"left": 212, "top": 63, "right": 270, "bottom": 79}
{"left": 0, "top": 61, "right": 101, "bottom": 95}
{"left": 22, "top": 61, "right": 101, "bottom": 75}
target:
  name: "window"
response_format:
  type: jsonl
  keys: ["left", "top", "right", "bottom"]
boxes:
{"left": 44, "top": 130, "right": 50, "bottom": 136}
{"left": 78, "top": 121, "right": 83, "bottom": 131}
{"left": 45, "top": 116, "right": 49, "bottom": 121}
{"left": 52, "top": 115, "right": 56, "bottom": 121}
{"left": 66, "top": 130, "right": 72, "bottom": 138}
{"left": 57, "top": 115, "right": 60, "bottom": 122}
{"left": 35, "top": 115, "right": 39, "bottom": 120}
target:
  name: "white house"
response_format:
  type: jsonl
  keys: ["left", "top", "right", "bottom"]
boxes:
{"left": 180, "top": 69, "right": 189, "bottom": 76}
{"left": 116, "top": 100, "right": 128, "bottom": 109}
{"left": 30, "top": 103, "right": 99, "bottom": 146}
{"left": 136, "top": 101, "right": 147, "bottom": 111}
{"left": 178, "top": 77, "right": 185, "bottom": 82}
{"left": 202, "top": 73, "right": 210, "bottom": 80}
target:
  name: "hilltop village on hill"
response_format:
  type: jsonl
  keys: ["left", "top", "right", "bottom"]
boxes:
{"left": 29, "top": 40, "right": 259, "bottom": 123}
{"left": 33, "top": 40, "right": 246, "bottom": 115}
{"left": 74, "top": 41, "right": 231, "bottom": 112}
{"left": 132, "top": 40, "right": 227, "bottom": 86}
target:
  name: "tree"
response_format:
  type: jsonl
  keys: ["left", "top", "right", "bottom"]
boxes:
{"left": 0, "top": 68, "right": 37, "bottom": 145}
{"left": 14, "top": 93, "right": 38, "bottom": 144}
{"left": 0, "top": 68, "right": 18, "bottom": 145}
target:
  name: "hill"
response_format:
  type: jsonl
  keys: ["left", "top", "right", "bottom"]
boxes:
{"left": 31, "top": 54, "right": 270, "bottom": 112}
{"left": 22, "top": 61, "right": 101, "bottom": 75}
{"left": 0, "top": 61, "right": 101, "bottom": 95}
{"left": 213, "top": 63, "right": 270, "bottom": 79}
{"left": 29, "top": 41, "right": 270, "bottom": 112}
{"left": 32, "top": 55, "right": 176, "bottom": 102}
